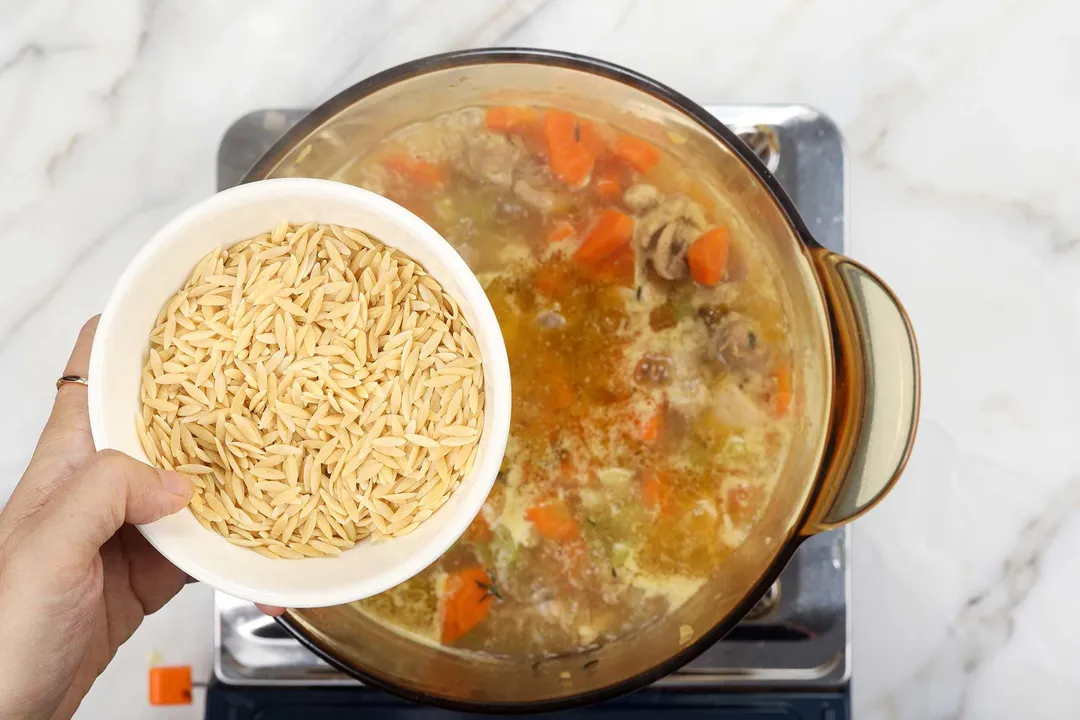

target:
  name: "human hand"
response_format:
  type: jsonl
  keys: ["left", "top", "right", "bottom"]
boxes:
{"left": 0, "top": 318, "right": 195, "bottom": 720}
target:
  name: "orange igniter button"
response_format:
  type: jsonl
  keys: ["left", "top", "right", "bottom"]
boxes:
{"left": 148, "top": 666, "right": 192, "bottom": 705}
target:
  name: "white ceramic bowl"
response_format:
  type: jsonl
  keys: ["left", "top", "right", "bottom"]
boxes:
{"left": 88, "top": 178, "right": 511, "bottom": 608}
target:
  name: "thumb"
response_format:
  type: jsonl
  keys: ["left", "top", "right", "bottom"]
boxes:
{"left": 34, "top": 449, "right": 194, "bottom": 560}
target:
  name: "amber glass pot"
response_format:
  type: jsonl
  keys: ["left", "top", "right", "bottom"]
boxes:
{"left": 243, "top": 49, "right": 920, "bottom": 713}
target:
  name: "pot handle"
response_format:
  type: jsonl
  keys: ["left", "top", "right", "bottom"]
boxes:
{"left": 800, "top": 249, "right": 920, "bottom": 534}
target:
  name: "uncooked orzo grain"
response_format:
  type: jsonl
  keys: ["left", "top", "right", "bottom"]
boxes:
{"left": 137, "top": 222, "right": 485, "bottom": 557}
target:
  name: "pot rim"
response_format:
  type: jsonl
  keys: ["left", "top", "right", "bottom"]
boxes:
{"left": 247, "top": 47, "right": 835, "bottom": 714}
{"left": 245, "top": 48, "right": 823, "bottom": 254}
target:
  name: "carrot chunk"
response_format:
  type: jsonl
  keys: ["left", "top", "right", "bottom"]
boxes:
{"left": 533, "top": 263, "right": 568, "bottom": 299}
{"left": 526, "top": 498, "right": 579, "bottom": 542}
{"left": 544, "top": 110, "right": 596, "bottom": 187}
{"left": 440, "top": 566, "right": 494, "bottom": 644}
{"left": 615, "top": 135, "right": 661, "bottom": 173}
{"left": 485, "top": 105, "right": 539, "bottom": 134}
{"left": 547, "top": 220, "right": 576, "bottom": 245}
{"left": 380, "top": 155, "right": 444, "bottom": 191}
{"left": 586, "top": 244, "right": 635, "bottom": 287}
{"left": 687, "top": 227, "right": 729, "bottom": 286}
{"left": 573, "top": 209, "right": 634, "bottom": 266}
{"left": 578, "top": 120, "right": 609, "bottom": 158}
{"left": 593, "top": 169, "right": 623, "bottom": 202}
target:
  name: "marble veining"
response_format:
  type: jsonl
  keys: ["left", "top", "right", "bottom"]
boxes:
{"left": 1, "top": 1, "right": 1078, "bottom": 718}
{"left": 862, "top": 426, "right": 1080, "bottom": 718}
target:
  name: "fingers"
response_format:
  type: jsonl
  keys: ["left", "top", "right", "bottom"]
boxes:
{"left": 32, "top": 450, "right": 194, "bottom": 562}
{"left": 28, "top": 317, "right": 100, "bottom": 476}
{"left": 118, "top": 526, "right": 189, "bottom": 615}
{"left": 256, "top": 604, "right": 287, "bottom": 617}
{"left": 60, "top": 315, "right": 97, "bottom": 386}
{"left": 4, "top": 318, "right": 103, "bottom": 543}
{"left": 46, "top": 316, "right": 98, "bottom": 437}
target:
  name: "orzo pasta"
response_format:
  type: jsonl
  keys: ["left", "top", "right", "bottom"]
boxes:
{"left": 136, "top": 222, "right": 485, "bottom": 558}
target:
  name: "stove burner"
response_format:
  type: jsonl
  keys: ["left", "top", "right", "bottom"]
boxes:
{"left": 213, "top": 104, "right": 849, "bottom": 693}
{"left": 735, "top": 125, "right": 782, "bottom": 174}
{"left": 744, "top": 579, "right": 782, "bottom": 620}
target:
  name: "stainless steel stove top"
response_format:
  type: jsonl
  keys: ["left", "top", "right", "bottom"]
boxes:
{"left": 213, "top": 104, "right": 850, "bottom": 692}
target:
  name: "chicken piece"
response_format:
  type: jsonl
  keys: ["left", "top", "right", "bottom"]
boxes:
{"left": 458, "top": 131, "right": 523, "bottom": 188}
{"left": 623, "top": 183, "right": 659, "bottom": 211}
{"left": 651, "top": 222, "right": 685, "bottom": 280}
{"left": 513, "top": 180, "right": 559, "bottom": 212}
{"left": 651, "top": 221, "right": 701, "bottom": 280}
{"left": 707, "top": 312, "right": 768, "bottom": 372}
{"left": 633, "top": 195, "right": 709, "bottom": 282}
{"left": 711, "top": 379, "right": 769, "bottom": 428}
{"left": 637, "top": 195, "right": 708, "bottom": 234}
{"left": 513, "top": 160, "right": 578, "bottom": 214}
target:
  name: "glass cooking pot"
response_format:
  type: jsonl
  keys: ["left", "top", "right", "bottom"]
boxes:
{"left": 242, "top": 49, "right": 919, "bottom": 712}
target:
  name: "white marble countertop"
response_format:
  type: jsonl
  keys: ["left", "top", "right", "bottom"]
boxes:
{"left": 2, "top": 0, "right": 1078, "bottom": 717}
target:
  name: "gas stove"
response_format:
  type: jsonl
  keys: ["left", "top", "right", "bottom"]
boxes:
{"left": 209, "top": 105, "right": 850, "bottom": 718}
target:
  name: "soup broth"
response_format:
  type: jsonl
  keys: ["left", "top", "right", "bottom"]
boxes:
{"left": 338, "top": 105, "right": 793, "bottom": 658}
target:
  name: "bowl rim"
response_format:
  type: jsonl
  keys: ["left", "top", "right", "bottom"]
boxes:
{"left": 242, "top": 49, "right": 837, "bottom": 712}
{"left": 87, "top": 177, "right": 512, "bottom": 607}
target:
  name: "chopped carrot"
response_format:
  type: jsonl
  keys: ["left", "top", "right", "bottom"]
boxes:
{"left": 533, "top": 263, "right": 567, "bottom": 299}
{"left": 578, "top": 120, "right": 609, "bottom": 158}
{"left": 547, "top": 220, "right": 575, "bottom": 245}
{"left": 573, "top": 209, "right": 635, "bottom": 266}
{"left": 586, "top": 244, "right": 635, "bottom": 286}
{"left": 641, "top": 469, "right": 673, "bottom": 515}
{"left": 543, "top": 110, "right": 596, "bottom": 187}
{"left": 485, "top": 105, "right": 540, "bottom": 134}
{"left": 440, "top": 566, "right": 494, "bottom": 644}
{"left": 526, "top": 498, "right": 579, "bottom": 542}
{"left": 687, "top": 227, "right": 729, "bottom": 287}
{"left": 640, "top": 408, "right": 664, "bottom": 443}
{"left": 615, "top": 135, "right": 661, "bottom": 174}
{"left": 773, "top": 363, "right": 793, "bottom": 417}
{"left": 381, "top": 154, "right": 444, "bottom": 191}
{"left": 593, "top": 169, "right": 622, "bottom": 202}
